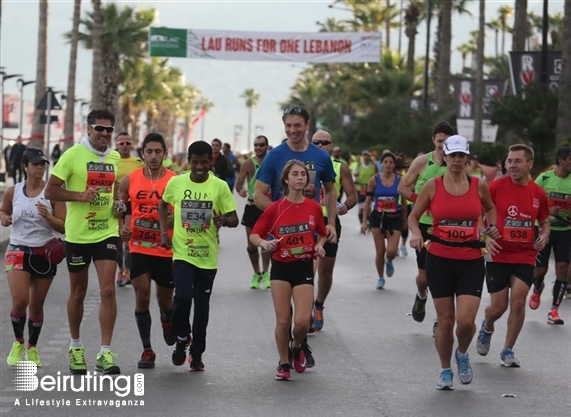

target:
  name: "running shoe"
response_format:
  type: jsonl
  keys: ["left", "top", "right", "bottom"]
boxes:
{"left": 312, "top": 305, "right": 324, "bottom": 331}
{"left": 412, "top": 294, "right": 427, "bottom": 322}
{"left": 476, "top": 320, "right": 493, "bottom": 356}
{"left": 436, "top": 369, "right": 454, "bottom": 390}
{"left": 160, "top": 315, "right": 177, "bottom": 346}
{"left": 116, "top": 272, "right": 125, "bottom": 287}
{"left": 385, "top": 259, "right": 394, "bottom": 278}
{"left": 547, "top": 308, "right": 564, "bottom": 325}
{"left": 95, "top": 351, "right": 121, "bottom": 375}
{"left": 301, "top": 339, "right": 315, "bottom": 368}
{"left": 172, "top": 338, "right": 190, "bottom": 366}
{"left": 290, "top": 341, "right": 307, "bottom": 373}
{"left": 500, "top": 348, "right": 520, "bottom": 368}
{"left": 432, "top": 320, "right": 439, "bottom": 337}
{"left": 261, "top": 271, "right": 271, "bottom": 290}
{"left": 138, "top": 349, "right": 156, "bottom": 369}
{"left": 7, "top": 341, "right": 24, "bottom": 366}
{"left": 250, "top": 273, "right": 261, "bottom": 289}
{"left": 25, "top": 347, "right": 42, "bottom": 367}
{"left": 528, "top": 282, "right": 544, "bottom": 310}
{"left": 376, "top": 278, "right": 385, "bottom": 289}
{"left": 69, "top": 346, "right": 87, "bottom": 375}
{"left": 399, "top": 245, "right": 408, "bottom": 257}
{"left": 275, "top": 363, "right": 291, "bottom": 381}
{"left": 189, "top": 352, "right": 205, "bottom": 371}
{"left": 455, "top": 350, "right": 473, "bottom": 385}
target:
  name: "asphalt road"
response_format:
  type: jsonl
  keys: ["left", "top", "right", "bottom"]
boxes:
{"left": 0, "top": 195, "right": 570, "bottom": 417}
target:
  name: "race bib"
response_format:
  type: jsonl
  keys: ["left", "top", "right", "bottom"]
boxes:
{"left": 359, "top": 186, "right": 367, "bottom": 196}
{"left": 437, "top": 219, "right": 475, "bottom": 242}
{"left": 5, "top": 251, "right": 25, "bottom": 272}
{"left": 376, "top": 197, "right": 397, "bottom": 213}
{"left": 278, "top": 222, "right": 314, "bottom": 259}
{"left": 303, "top": 162, "right": 317, "bottom": 199}
{"left": 548, "top": 192, "right": 571, "bottom": 212}
{"left": 86, "top": 162, "right": 115, "bottom": 193}
{"left": 503, "top": 219, "right": 533, "bottom": 242}
{"left": 132, "top": 218, "right": 162, "bottom": 248}
{"left": 181, "top": 200, "right": 213, "bottom": 230}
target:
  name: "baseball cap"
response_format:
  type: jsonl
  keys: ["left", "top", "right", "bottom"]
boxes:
{"left": 23, "top": 147, "right": 49, "bottom": 164}
{"left": 362, "top": 150, "right": 371, "bottom": 156}
{"left": 443, "top": 135, "right": 470, "bottom": 155}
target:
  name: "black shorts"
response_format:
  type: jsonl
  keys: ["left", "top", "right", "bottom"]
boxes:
{"left": 270, "top": 258, "right": 314, "bottom": 287}
{"left": 130, "top": 253, "right": 174, "bottom": 288}
{"left": 485, "top": 262, "right": 534, "bottom": 293}
{"left": 369, "top": 210, "right": 403, "bottom": 234}
{"left": 425, "top": 253, "right": 485, "bottom": 299}
{"left": 241, "top": 202, "right": 264, "bottom": 229}
{"left": 323, "top": 216, "right": 342, "bottom": 258}
{"left": 416, "top": 223, "right": 431, "bottom": 270}
{"left": 5, "top": 244, "right": 57, "bottom": 278}
{"left": 536, "top": 229, "right": 571, "bottom": 266}
{"left": 116, "top": 241, "right": 131, "bottom": 269}
{"left": 65, "top": 237, "right": 120, "bottom": 273}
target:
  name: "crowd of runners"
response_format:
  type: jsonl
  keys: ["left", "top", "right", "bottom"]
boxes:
{"left": 2, "top": 106, "right": 570, "bottom": 390}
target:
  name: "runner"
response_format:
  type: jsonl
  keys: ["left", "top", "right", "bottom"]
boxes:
{"left": 353, "top": 150, "right": 378, "bottom": 227}
{"left": 311, "top": 130, "right": 356, "bottom": 330}
{"left": 361, "top": 151, "right": 407, "bottom": 289}
{"left": 529, "top": 146, "right": 571, "bottom": 324}
{"left": 159, "top": 140, "right": 238, "bottom": 371}
{"left": 476, "top": 144, "right": 550, "bottom": 368}
{"left": 408, "top": 135, "right": 498, "bottom": 390}
{"left": 1, "top": 148, "right": 66, "bottom": 367}
{"left": 45, "top": 108, "right": 123, "bottom": 375}
{"left": 235, "top": 135, "right": 271, "bottom": 289}
{"left": 398, "top": 121, "right": 453, "bottom": 330}
{"left": 118, "top": 133, "right": 177, "bottom": 368}
{"left": 250, "top": 160, "right": 328, "bottom": 380}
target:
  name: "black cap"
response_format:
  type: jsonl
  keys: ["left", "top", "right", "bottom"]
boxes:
{"left": 23, "top": 147, "right": 49, "bottom": 164}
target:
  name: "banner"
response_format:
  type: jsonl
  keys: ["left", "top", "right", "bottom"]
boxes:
{"left": 149, "top": 27, "right": 381, "bottom": 63}
{"left": 508, "top": 51, "right": 562, "bottom": 94}
{"left": 452, "top": 79, "right": 506, "bottom": 143}
{"left": 2, "top": 94, "right": 20, "bottom": 129}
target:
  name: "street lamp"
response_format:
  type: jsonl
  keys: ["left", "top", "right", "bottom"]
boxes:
{"left": 16, "top": 78, "right": 35, "bottom": 137}
{"left": 0, "top": 70, "right": 22, "bottom": 176}
{"left": 233, "top": 125, "right": 243, "bottom": 151}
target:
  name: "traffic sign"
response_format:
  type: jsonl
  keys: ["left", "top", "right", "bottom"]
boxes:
{"left": 40, "top": 115, "right": 58, "bottom": 124}
{"left": 37, "top": 90, "right": 62, "bottom": 111}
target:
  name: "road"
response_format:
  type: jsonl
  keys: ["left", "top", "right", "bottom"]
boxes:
{"left": 0, "top": 195, "right": 570, "bottom": 417}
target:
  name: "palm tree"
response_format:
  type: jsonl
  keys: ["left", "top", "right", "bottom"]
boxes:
{"left": 196, "top": 97, "right": 214, "bottom": 142}
{"left": 556, "top": 0, "right": 571, "bottom": 148}
{"left": 29, "top": 0, "right": 48, "bottom": 149}
{"left": 473, "top": 0, "right": 485, "bottom": 144}
{"left": 434, "top": 0, "right": 452, "bottom": 109}
{"left": 63, "top": 0, "right": 81, "bottom": 150}
{"left": 512, "top": 0, "right": 527, "bottom": 51}
{"left": 456, "top": 43, "right": 472, "bottom": 73}
{"left": 91, "top": 0, "right": 102, "bottom": 109}
{"left": 497, "top": 5, "right": 513, "bottom": 56}
{"left": 241, "top": 88, "right": 260, "bottom": 151}
{"left": 486, "top": 18, "right": 501, "bottom": 58}
{"left": 404, "top": 1, "right": 422, "bottom": 76}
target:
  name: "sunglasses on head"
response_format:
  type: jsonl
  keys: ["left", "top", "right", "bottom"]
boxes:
{"left": 90, "top": 124, "right": 114, "bottom": 133}
{"left": 312, "top": 140, "right": 331, "bottom": 146}
{"left": 283, "top": 106, "right": 305, "bottom": 115}
{"left": 253, "top": 143, "right": 266, "bottom": 147}
{"left": 117, "top": 141, "right": 132, "bottom": 146}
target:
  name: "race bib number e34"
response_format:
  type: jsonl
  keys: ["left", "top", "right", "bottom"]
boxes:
{"left": 181, "top": 200, "right": 213, "bottom": 229}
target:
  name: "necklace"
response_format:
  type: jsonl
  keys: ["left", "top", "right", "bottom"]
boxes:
{"left": 26, "top": 181, "right": 43, "bottom": 198}
{"left": 447, "top": 173, "right": 464, "bottom": 196}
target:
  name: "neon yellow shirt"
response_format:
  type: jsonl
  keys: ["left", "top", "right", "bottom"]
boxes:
{"left": 117, "top": 155, "right": 144, "bottom": 182}
{"left": 50, "top": 144, "right": 120, "bottom": 244}
{"left": 162, "top": 172, "right": 237, "bottom": 269}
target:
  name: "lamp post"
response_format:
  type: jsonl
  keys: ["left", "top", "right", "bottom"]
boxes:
{"left": 16, "top": 78, "right": 35, "bottom": 137}
{"left": 0, "top": 70, "right": 22, "bottom": 176}
{"left": 233, "top": 125, "right": 243, "bottom": 151}
{"left": 80, "top": 100, "right": 90, "bottom": 138}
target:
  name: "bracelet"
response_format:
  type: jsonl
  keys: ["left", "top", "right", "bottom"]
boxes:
{"left": 257, "top": 238, "right": 263, "bottom": 247}
{"left": 410, "top": 193, "right": 418, "bottom": 203}
{"left": 488, "top": 223, "right": 495, "bottom": 228}
{"left": 160, "top": 232, "right": 168, "bottom": 237}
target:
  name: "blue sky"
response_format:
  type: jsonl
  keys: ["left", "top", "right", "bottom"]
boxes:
{"left": 1, "top": 0, "right": 565, "bottom": 151}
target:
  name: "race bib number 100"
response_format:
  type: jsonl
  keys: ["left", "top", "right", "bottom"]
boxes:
{"left": 438, "top": 219, "right": 474, "bottom": 242}
{"left": 181, "top": 200, "right": 213, "bottom": 229}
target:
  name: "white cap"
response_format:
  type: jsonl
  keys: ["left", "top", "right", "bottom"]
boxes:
{"left": 444, "top": 135, "right": 470, "bottom": 155}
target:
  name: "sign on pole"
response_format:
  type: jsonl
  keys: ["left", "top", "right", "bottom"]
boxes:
{"left": 37, "top": 90, "right": 62, "bottom": 111}
{"left": 508, "top": 51, "right": 562, "bottom": 94}
{"left": 149, "top": 27, "right": 382, "bottom": 63}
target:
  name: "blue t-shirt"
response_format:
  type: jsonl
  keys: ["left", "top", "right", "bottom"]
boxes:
{"left": 225, "top": 153, "right": 237, "bottom": 185}
{"left": 257, "top": 142, "right": 336, "bottom": 202}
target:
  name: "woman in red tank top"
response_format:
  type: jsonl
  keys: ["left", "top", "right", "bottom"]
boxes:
{"left": 408, "top": 135, "right": 500, "bottom": 390}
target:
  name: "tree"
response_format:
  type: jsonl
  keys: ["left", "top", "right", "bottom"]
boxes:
{"left": 497, "top": 5, "right": 513, "bottom": 56}
{"left": 434, "top": 0, "right": 452, "bottom": 109}
{"left": 29, "top": 0, "right": 48, "bottom": 149}
{"left": 486, "top": 18, "right": 501, "bottom": 58}
{"left": 456, "top": 43, "right": 472, "bottom": 73}
{"left": 512, "top": 0, "right": 527, "bottom": 51}
{"left": 556, "top": 0, "right": 571, "bottom": 148}
{"left": 91, "top": 0, "right": 102, "bottom": 108}
{"left": 240, "top": 88, "right": 260, "bottom": 151}
{"left": 404, "top": 1, "right": 422, "bottom": 76}
{"left": 473, "top": 0, "right": 485, "bottom": 143}
{"left": 63, "top": 0, "right": 81, "bottom": 150}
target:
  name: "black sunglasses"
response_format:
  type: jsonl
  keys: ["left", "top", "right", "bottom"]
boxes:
{"left": 253, "top": 143, "right": 266, "bottom": 147}
{"left": 91, "top": 124, "right": 114, "bottom": 133}
{"left": 283, "top": 106, "right": 305, "bottom": 115}
{"left": 312, "top": 140, "right": 331, "bottom": 146}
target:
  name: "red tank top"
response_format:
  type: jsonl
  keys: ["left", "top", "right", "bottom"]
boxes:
{"left": 128, "top": 168, "right": 176, "bottom": 257}
{"left": 428, "top": 175, "right": 482, "bottom": 260}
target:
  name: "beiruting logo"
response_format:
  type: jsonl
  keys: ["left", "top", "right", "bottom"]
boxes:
{"left": 14, "top": 362, "right": 144, "bottom": 398}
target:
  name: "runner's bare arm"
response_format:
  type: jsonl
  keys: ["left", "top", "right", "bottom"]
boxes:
{"left": 408, "top": 179, "right": 435, "bottom": 251}
{"left": 158, "top": 198, "right": 172, "bottom": 249}
{"left": 254, "top": 180, "right": 272, "bottom": 211}
{"left": 235, "top": 159, "right": 253, "bottom": 198}
{"left": 478, "top": 178, "right": 499, "bottom": 239}
{"left": 45, "top": 174, "right": 98, "bottom": 203}
{"left": 398, "top": 154, "right": 427, "bottom": 201}
{"left": 339, "top": 164, "right": 357, "bottom": 215}
{"left": 0, "top": 186, "right": 14, "bottom": 226}
{"left": 361, "top": 176, "right": 375, "bottom": 233}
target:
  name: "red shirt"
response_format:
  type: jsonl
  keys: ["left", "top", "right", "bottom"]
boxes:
{"left": 253, "top": 197, "right": 328, "bottom": 262}
{"left": 489, "top": 176, "right": 548, "bottom": 265}
{"left": 428, "top": 176, "right": 483, "bottom": 260}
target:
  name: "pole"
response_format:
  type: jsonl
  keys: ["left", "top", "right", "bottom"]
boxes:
{"left": 44, "top": 88, "right": 52, "bottom": 180}
{"left": 200, "top": 116, "right": 205, "bottom": 141}
{"left": 423, "top": 0, "right": 433, "bottom": 107}
{"left": 18, "top": 82, "right": 24, "bottom": 137}
{"left": 540, "top": 0, "right": 549, "bottom": 84}
{"left": 398, "top": 0, "right": 403, "bottom": 57}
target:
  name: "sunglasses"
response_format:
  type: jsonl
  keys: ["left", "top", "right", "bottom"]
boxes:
{"left": 117, "top": 141, "right": 132, "bottom": 146}
{"left": 253, "top": 143, "right": 266, "bottom": 147}
{"left": 90, "top": 124, "right": 114, "bottom": 133}
{"left": 283, "top": 106, "right": 305, "bottom": 115}
{"left": 312, "top": 140, "right": 331, "bottom": 146}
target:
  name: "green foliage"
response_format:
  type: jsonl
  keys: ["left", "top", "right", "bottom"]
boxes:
{"left": 468, "top": 142, "right": 507, "bottom": 166}
{"left": 490, "top": 83, "right": 559, "bottom": 168}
